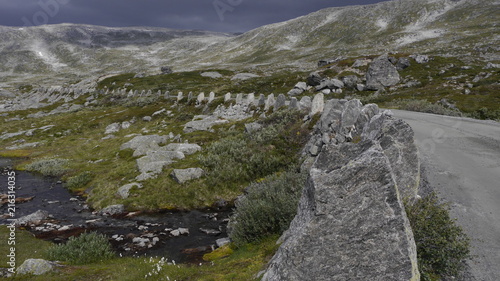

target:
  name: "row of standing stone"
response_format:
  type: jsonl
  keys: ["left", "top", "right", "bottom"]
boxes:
{"left": 98, "top": 88, "right": 326, "bottom": 116}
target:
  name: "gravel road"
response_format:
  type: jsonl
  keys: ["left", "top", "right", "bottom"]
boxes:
{"left": 392, "top": 110, "right": 500, "bottom": 281}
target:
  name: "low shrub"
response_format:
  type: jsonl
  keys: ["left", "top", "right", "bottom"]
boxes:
{"left": 405, "top": 193, "right": 471, "bottom": 280}
{"left": 199, "top": 108, "right": 310, "bottom": 191}
{"left": 229, "top": 170, "right": 307, "bottom": 246}
{"left": 66, "top": 171, "right": 93, "bottom": 190}
{"left": 25, "top": 158, "right": 69, "bottom": 177}
{"left": 46, "top": 232, "right": 114, "bottom": 265}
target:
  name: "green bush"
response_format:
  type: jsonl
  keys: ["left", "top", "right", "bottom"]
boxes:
{"left": 229, "top": 170, "right": 307, "bottom": 246}
{"left": 46, "top": 232, "right": 114, "bottom": 265}
{"left": 66, "top": 171, "right": 93, "bottom": 190}
{"left": 405, "top": 193, "right": 471, "bottom": 280}
{"left": 199, "top": 109, "right": 309, "bottom": 191}
{"left": 25, "top": 158, "right": 69, "bottom": 177}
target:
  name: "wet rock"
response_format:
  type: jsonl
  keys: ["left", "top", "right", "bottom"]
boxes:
{"left": 16, "top": 210, "right": 49, "bottom": 225}
{"left": 200, "top": 228, "right": 222, "bottom": 236}
{"left": 17, "top": 259, "right": 55, "bottom": 275}
{"left": 216, "top": 237, "right": 231, "bottom": 247}
{"left": 99, "top": 204, "right": 125, "bottom": 216}
{"left": 171, "top": 168, "right": 205, "bottom": 184}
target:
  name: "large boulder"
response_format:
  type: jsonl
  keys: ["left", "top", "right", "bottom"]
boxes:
{"left": 17, "top": 259, "right": 55, "bottom": 275}
{"left": 262, "top": 140, "right": 420, "bottom": 281}
{"left": 366, "top": 54, "right": 401, "bottom": 90}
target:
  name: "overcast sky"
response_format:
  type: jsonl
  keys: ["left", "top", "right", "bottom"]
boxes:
{"left": 0, "top": 0, "right": 386, "bottom": 33}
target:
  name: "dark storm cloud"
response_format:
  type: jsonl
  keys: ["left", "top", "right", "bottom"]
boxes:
{"left": 0, "top": 0, "right": 385, "bottom": 33}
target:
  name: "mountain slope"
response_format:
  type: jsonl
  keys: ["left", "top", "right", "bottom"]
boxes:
{"left": 0, "top": 0, "right": 498, "bottom": 88}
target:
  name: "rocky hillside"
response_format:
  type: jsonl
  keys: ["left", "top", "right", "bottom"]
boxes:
{"left": 1, "top": 0, "right": 498, "bottom": 88}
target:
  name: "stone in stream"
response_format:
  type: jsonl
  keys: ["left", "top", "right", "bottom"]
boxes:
{"left": 16, "top": 210, "right": 50, "bottom": 225}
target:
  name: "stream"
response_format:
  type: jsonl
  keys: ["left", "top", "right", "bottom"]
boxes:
{"left": 0, "top": 158, "right": 232, "bottom": 263}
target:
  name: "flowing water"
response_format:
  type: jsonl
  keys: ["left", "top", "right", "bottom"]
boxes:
{"left": 0, "top": 158, "right": 232, "bottom": 263}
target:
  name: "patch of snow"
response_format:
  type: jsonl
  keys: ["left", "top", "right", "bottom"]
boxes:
{"left": 376, "top": 19, "right": 389, "bottom": 31}
{"left": 32, "top": 41, "right": 67, "bottom": 69}
{"left": 396, "top": 29, "right": 445, "bottom": 46}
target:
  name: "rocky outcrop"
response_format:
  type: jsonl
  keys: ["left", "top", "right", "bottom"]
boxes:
{"left": 262, "top": 140, "right": 420, "bottom": 281}
{"left": 262, "top": 99, "right": 421, "bottom": 280}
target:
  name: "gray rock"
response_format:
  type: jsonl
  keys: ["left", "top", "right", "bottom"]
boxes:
{"left": 224, "top": 93, "right": 232, "bottom": 102}
{"left": 356, "top": 83, "right": 366, "bottom": 91}
{"left": 121, "top": 135, "right": 168, "bottom": 152}
{"left": 17, "top": 259, "right": 55, "bottom": 275}
{"left": 412, "top": 54, "right": 430, "bottom": 64}
{"left": 231, "top": 73, "right": 259, "bottom": 80}
{"left": 294, "top": 82, "right": 308, "bottom": 91}
{"left": 137, "top": 151, "right": 185, "bottom": 175}
{"left": 315, "top": 79, "right": 344, "bottom": 91}
{"left": 352, "top": 58, "right": 371, "bottom": 68}
{"left": 362, "top": 114, "right": 420, "bottom": 200}
{"left": 208, "top": 92, "right": 216, "bottom": 104}
{"left": 366, "top": 54, "right": 401, "bottom": 90}
{"left": 161, "top": 66, "right": 173, "bottom": 74}
{"left": 99, "top": 204, "right": 125, "bottom": 216}
{"left": 299, "top": 96, "right": 312, "bottom": 111}
{"left": 121, "top": 121, "right": 131, "bottom": 130}
{"left": 201, "top": 72, "right": 223, "bottom": 79}
{"left": 197, "top": 93, "right": 205, "bottom": 104}
{"left": 287, "top": 88, "right": 304, "bottom": 96}
{"left": 264, "top": 94, "right": 276, "bottom": 111}
{"left": 310, "top": 93, "right": 324, "bottom": 116}
{"left": 171, "top": 168, "right": 205, "bottom": 184}
{"left": 289, "top": 97, "right": 299, "bottom": 110}
{"left": 117, "top": 183, "right": 143, "bottom": 199}
{"left": 246, "top": 93, "right": 255, "bottom": 106}
{"left": 235, "top": 93, "right": 243, "bottom": 104}
{"left": 143, "top": 116, "right": 152, "bottom": 122}
{"left": 274, "top": 94, "right": 286, "bottom": 110}
{"left": 177, "top": 92, "right": 184, "bottom": 102}
{"left": 164, "top": 143, "right": 202, "bottom": 155}
{"left": 105, "top": 123, "right": 121, "bottom": 135}
{"left": 307, "top": 72, "right": 322, "bottom": 86}
{"left": 262, "top": 140, "right": 420, "bottom": 281}
{"left": 245, "top": 122, "right": 263, "bottom": 134}
{"left": 216, "top": 237, "right": 231, "bottom": 248}
{"left": 342, "top": 75, "right": 360, "bottom": 89}
{"left": 183, "top": 116, "right": 229, "bottom": 133}
{"left": 396, "top": 57, "right": 411, "bottom": 70}
{"left": 258, "top": 94, "right": 266, "bottom": 107}
{"left": 16, "top": 210, "right": 49, "bottom": 225}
